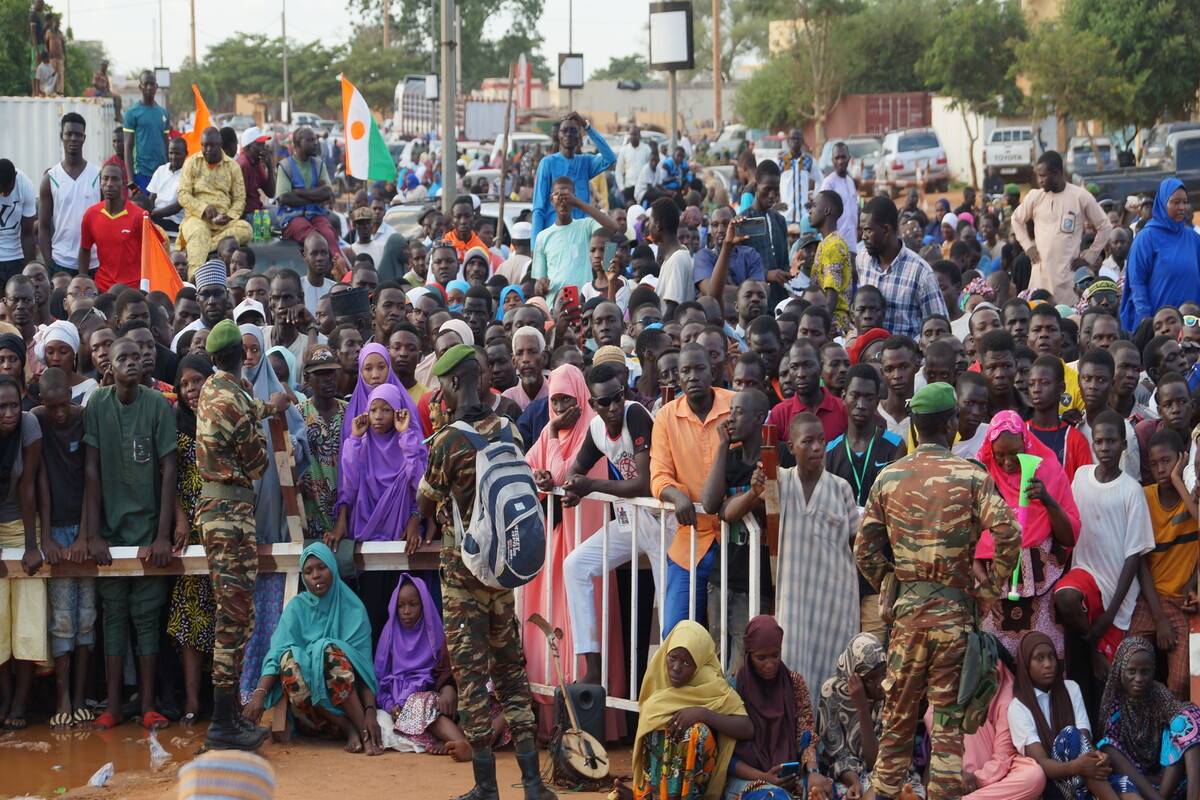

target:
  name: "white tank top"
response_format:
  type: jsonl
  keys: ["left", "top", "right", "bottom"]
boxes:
{"left": 48, "top": 162, "right": 100, "bottom": 270}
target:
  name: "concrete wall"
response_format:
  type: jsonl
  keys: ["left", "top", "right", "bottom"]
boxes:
{"left": 931, "top": 96, "right": 1058, "bottom": 186}
{"left": 546, "top": 79, "right": 737, "bottom": 134}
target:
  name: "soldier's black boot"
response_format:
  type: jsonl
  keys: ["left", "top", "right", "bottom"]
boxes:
{"left": 234, "top": 694, "right": 270, "bottom": 740}
{"left": 204, "top": 687, "right": 267, "bottom": 751}
{"left": 515, "top": 738, "right": 557, "bottom": 800}
{"left": 453, "top": 745, "right": 500, "bottom": 800}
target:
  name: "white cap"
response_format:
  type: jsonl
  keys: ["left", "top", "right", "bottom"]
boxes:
{"left": 233, "top": 298, "right": 266, "bottom": 322}
{"left": 509, "top": 221, "right": 532, "bottom": 241}
{"left": 240, "top": 126, "right": 270, "bottom": 148}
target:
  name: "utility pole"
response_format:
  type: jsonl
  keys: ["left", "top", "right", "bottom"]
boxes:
{"left": 453, "top": 5, "right": 462, "bottom": 103}
{"left": 668, "top": 70, "right": 677, "bottom": 153}
{"left": 282, "top": 0, "right": 290, "bottom": 123}
{"left": 382, "top": 0, "right": 390, "bottom": 47}
{"left": 711, "top": 0, "right": 721, "bottom": 132}
{"left": 440, "top": 0, "right": 457, "bottom": 216}
{"left": 567, "top": 0, "right": 574, "bottom": 110}
{"left": 157, "top": 0, "right": 163, "bottom": 68}
{"left": 190, "top": 0, "right": 196, "bottom": 65}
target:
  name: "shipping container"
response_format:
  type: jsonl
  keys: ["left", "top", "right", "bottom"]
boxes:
{"left": 802, "top": 92, "right": 933, "bottom": 150}
{"left": 0, "top": 96, "right": 117, "bottom": 181}
{"left": 392, "top": 76, "right": 464, "bottom": 139}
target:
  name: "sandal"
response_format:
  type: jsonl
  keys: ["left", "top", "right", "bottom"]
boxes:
{"left": 3, "top": 717, "right": 27, "bottom": 731}
{"left": 50, "top": 711, "right": 74, "bottom": 729}
{"left": 141, "top": 710, "right": 169, "bottom": 730}
{"left": 181, "top": 712, "right": 198, "bottom": 726}
{"left": 73, "top": 707, "right": 95, "bottom": 725}
{"left": 93, "top": 711, "right": 120, "bottom": 730}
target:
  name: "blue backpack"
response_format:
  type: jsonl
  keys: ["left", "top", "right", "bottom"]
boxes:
{"left": 449, "top": 420, "right": 546, "bottom": 589}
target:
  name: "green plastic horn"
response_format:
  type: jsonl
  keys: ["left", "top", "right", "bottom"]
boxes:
{"left": 1008, "top": 452, "right": 1043, "bottom": 600}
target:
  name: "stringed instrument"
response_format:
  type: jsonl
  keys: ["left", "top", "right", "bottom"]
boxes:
{"left": 527, "top": 613, "right": 609, "bottom": 781}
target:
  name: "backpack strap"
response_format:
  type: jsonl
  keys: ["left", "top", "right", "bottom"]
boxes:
{"left": 450, "top": 419, "right": 490, "bottom": 451}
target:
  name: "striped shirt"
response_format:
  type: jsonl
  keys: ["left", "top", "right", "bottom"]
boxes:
{"left": 855, "top": 244, "right": 948, "bottom": 339}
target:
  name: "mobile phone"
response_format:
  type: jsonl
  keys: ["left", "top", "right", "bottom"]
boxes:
{"left": 561, "top": 284, "right": 580, "bottom": 311}
{"left": 778, "top": 762, "right": 801, "bottom": 779}
{"left": 739, "top": 217, "right": 767, "bottom": 238}
{"left": 603, "top": 241, "right": 618, "bottom": 267}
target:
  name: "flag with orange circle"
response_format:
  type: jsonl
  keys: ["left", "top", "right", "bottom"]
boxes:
{"left": 339, "top": 75, "right": 394, "bottom": 181}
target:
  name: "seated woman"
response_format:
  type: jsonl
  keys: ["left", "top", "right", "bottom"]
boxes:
{"left": 1008, "top": 631, "right": 1118, "bottom": 800}
{"left": 818, "top": 633, "right": 926, "bottom": 800}
{"left": 1097, "top": 636, "right": 1200, "bottom": 800}
{"left": 725, "top": 616, "right": 832, "bottom": 800}
{"left": 374, "top": 573, "right": 474, "bottom": 760}
{"left": 615, "top": 620, "right": 752, "bottom": 800}
{"left": 924, "top": 654, "right": 1045, "bottom": 800}
{"left": 975, "top": 410, "right": 1079, "bottom": 659}
{"left": 243, "top": 542, "right": 384, "bottom": 755}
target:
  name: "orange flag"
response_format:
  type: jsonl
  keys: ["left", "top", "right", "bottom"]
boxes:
{"left": 139, "top": 217, "right": 183, "bottom": 300}
{"left": 180, "top": 84, "right": 212, "bottom": 156}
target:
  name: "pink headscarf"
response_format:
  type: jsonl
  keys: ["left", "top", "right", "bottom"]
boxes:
{"left": 975, "top": 410, "right": 1080, "bottom": 559}
{"left": 526, "top": 364, "right": 595, "bottom": 484}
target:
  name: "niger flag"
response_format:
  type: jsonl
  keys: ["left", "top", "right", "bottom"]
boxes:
{"left": 180, "top": 84, "right": 212, "bottom": 157}
{"left": 140, "top": 217, "right": 183, "bottom": 300}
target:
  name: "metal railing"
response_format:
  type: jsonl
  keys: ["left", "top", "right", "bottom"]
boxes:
{"left": 0, "top": 489, "right": 763, "bottom": 714}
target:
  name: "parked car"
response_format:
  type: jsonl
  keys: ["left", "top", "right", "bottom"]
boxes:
{"left": 707, "top": 124, "right": 749, "bottom": 160}
{"left": 751, "top": 133, "right": 787, "bottom": 165}
{"left": 1064, "top": 136, "right": 1118, "bottom": 176}
{"left": 875, "top": 128, "right": 949, "bottom": 195}
{"left": 1073, "top": 130, "right": 1200, "bottom": 206}
{"left": 818, "top": 136, "right": 882, "bottom": 194}
{"left": 1141, "top": 122, "right": 1200, "bottom": 167}
{"left": 290, "top": 111, "right": 324, "bottom": 129}
{"left": 984, "top": 126, "right": 1036, "bottom": 182}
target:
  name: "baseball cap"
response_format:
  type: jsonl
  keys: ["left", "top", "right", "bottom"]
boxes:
{"left": 1073, "top": 267, "right": 1096, "bottom": 288}
{"left": 509, "top": 221, "right": 532, "bottom": 241}
{"left": 240, "top": 126, "right": 271, "bottom": 148}
{"left": 304, "top": 345, "right": 341, "bottom": 372}
{"left": 233, "top": 298, "right": 266, "bottom": 322}
{"left": 350, "top": 206, "right": 373, "bottom": 222}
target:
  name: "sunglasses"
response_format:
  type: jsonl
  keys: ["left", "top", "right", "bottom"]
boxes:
{"left": 592, "top": 389, "right": 625, "bottom": 408}
{"left": 1184, "top": 315, "right": 1200, "bottom": 328}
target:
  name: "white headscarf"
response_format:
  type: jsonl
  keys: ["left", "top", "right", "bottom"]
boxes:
{"left": 34, "top": 320, "right": 81, "bottom": 362}
{"left": 438, "top": 318, "right": 474, "bottom": 347}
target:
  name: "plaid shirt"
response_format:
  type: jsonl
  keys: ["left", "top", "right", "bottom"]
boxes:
{"left": 855, "top": 244, "right": 948, "bottom": 339}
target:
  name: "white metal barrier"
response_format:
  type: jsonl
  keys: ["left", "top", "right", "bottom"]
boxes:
{"left": 0, "top": 490, "right": 763, "bottom": 714}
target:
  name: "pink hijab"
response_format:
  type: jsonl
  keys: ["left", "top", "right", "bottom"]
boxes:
{"left": 975, "top": 410, "right": 1080, "bottom": 559}
{"left": 526, "top": 364, "right": 595, "bottom": 483}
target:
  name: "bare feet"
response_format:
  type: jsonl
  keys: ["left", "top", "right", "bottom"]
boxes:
{"left": 345, "top": 730, "right": 365, "bottom": 753}
{"left": 363, "top": 732, "right": 384, "bottom": 756}
{"left": 448, "top": 739, "right": 472, "bottom": 762}
{"left": 612, "top": 778, "right": 633, "bottom": 800}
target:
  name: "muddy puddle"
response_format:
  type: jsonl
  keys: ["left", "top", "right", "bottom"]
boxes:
{"left": 0, "top": 722, "right": 204, "bottom": 798}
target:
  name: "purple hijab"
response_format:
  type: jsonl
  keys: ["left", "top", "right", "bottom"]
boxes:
{"left": 335, "top": 383, "right": 428, "bottom": 541}
{"left": 374, "top": 573, "right": 444, "bottom": 713}
{"left": 341, "top": 343, "right": 417, "bottom": 442}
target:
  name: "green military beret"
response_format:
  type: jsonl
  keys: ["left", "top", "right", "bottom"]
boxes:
{"left": 431, "top": 343, "right": 477, "bottom": 377}
{"left": 908, "top": 382, "right": 956, "bottom": 414}
{"left": 1004, "top": 183, "right": 1020, "bottom": 196}
{"left": 205, "top": 319, "right": 241, "bottom": 354}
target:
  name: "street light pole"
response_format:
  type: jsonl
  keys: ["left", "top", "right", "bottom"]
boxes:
{"left": 440, "top": 0, "right": 457, "bottom": 215}
{"left": 712, "top": 0, "right": 721, "bottom": 132}
{"left": 282, "top": 0, "right": 290, "bottom": 123}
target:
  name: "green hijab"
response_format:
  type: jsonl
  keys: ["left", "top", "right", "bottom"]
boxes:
{"left": 262, "top": 541, "right": 377, "bottom": 714}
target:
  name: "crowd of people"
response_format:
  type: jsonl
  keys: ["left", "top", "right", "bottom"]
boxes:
{"left": 4, "top": 89, "right": 1200, "bottom": 800}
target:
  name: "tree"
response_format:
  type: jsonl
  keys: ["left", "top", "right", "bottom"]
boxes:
{"left": 63, "top": 38, "right": 107, "bottom": 96}
{"left": 590, "top": 54, "right": 651, "bottom": 82}
{"left": 348, "top": 0, "right": 549, "bottom": 92}
{"left": 688, "top": 0, "right": 792, "bottom": 82}
{"left": 1063, "top": 0, "right": 1200, "bottom": 131}
{"left": 1013, "top": 21, "right": 1132, "bottom": 168}
{"left": 919, "top": 0, "right": 1025, "bottom": 189}
{"left": 734, "top": 53, "right": 809, "bottom": 131}
{"left": 790, "top": 0, "right": 862, "bottom": 144}
{"left": 841, "top": 0, "right": 940, "bottom": 93}
{"left": 333, "top": 25, "right": 427, "bottom": 111}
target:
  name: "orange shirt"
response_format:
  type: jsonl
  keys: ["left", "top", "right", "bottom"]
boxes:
{"left": 1144, "top": 485, "right": 1198, "bottom": 597}
{"left": 650, "top": 388, "right": 735, "bottom": 568}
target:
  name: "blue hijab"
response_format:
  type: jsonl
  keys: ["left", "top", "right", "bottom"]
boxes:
{"left": 262, "top": 542, "right": 378, "bottom": 714}
{"left": 496, "top": 285, "right": 525, "bottom": 320}
{"left": 1120, "top": 177, "right": 1200, "bottom": 331}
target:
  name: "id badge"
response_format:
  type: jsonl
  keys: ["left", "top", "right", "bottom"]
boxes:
{"left": 1061, "top": 212, "right": 1076, "bottom": 234}
{"left": 615, "top": 503, "right": 631, "bottom": 528}
{"left": 131, "top": 434, "right": 152, "bottom": 464}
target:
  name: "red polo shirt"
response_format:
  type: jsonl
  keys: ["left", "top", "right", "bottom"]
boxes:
{"left": 79, "top": 200, "right": 148, "bottom": 292}
{"left": 767, "top": 386, "right": 848, "bottom": 445}
{"left": 236, "top": 151, "right": 268, "bottom": 214}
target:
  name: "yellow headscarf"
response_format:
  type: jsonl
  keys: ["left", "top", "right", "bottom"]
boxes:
{"left": 633, "top": 621, "right": 747, "bottom": 799}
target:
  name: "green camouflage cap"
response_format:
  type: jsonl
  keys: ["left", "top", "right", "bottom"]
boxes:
{"left": 908, "top": 381, "right": 956, "bottom": 414}
{"left": 205, "top": 319, "right": 241, "bottom": 354}
{"left": 431, "top": 343, "right": 477, "bottom": 377}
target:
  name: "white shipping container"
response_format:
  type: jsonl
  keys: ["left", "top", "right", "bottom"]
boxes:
{"left": 0, "top": 96, "right": 117, "bottom": 181}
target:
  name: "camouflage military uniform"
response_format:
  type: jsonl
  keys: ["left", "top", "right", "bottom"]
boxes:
{"left": 195, "top": 370, "right": 270, "bottom": 690}
{"left": 854, "top": 443, "right": 1019, "bottom": 800}
{"left": 418, "top": 409, "right": 536, "bottom": 747}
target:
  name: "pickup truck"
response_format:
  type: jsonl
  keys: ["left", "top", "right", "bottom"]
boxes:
{"left": 984, "top": 126, "right": 1035, "bottom": 183}
{"left": 1072, "top": 132, "right": 1200, "bottom": 203}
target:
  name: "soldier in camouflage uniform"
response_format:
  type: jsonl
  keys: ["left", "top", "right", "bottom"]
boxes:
{"left": 196, "top": 319, "right": 289, "bottom": 751}
{"left": 853, "top": 382, "right": 1019, "bottom": 800}
{"left": 417, "top": 343, "right": 555, "bottom": 800}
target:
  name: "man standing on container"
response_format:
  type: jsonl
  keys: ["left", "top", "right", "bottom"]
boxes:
{"left": 854, "top": 382, "right": 1019, "bottom": 800}
{"left": 122, "top": 70, "right": 170, "bottom": 194}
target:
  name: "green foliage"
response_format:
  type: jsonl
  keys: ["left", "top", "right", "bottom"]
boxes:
{"left": 734, "top": 54, "right": 809, "bottom": 131}
{"left": 687, "top": 0, "right": 793, "bottom": 82}
{"left": 0, "top": 0, "right": 32, "bottom": 95}
{"left": 1013, "top": 21, "right": 1132, "bottom": 131}
{"left": 63, "top": 39, "right": 106, "bottom": 96}
{"left": 919, "top": 0, "right": 1024, "bottom": 115}
{"left": 1063, "top": 0, "right": 1200, "bottom": 129}
{"left": 842, "top": 0, "right": 941, "bottom": 93}
{"left": 348, "top": 0, "right": 549, "bottom": 92}
{"left": 591, "top": 54, "right": 651, "bottom": 82}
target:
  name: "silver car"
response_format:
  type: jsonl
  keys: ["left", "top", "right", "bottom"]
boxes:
{"left": 875, "top": 128, "right": 949, "bottom": 195}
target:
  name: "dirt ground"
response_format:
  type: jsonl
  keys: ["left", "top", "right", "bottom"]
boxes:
{"left": 0, "top": 720, "right": 631, "bottom": 800}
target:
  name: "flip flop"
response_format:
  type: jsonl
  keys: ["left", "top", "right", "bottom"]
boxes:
{"left": 141, "top": 710, "right": 169, "bottom": 730}
{"left": 181, "top": 712, "right": 198, "bottom": 726}
{"left": 73, "top": 707, "right": 95, "bottom": 725}
{"left": 3, "top": 717, "right": 26, "bottom": 731}
{"left": 93, "top": 711, "right": 119, "bottom": 730}
{"left": 50, "top": 711, "right": 74, "bottom": 729}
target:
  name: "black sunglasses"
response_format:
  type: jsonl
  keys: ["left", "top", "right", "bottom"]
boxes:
{"left": 592, "top": 389, "right": 624, "bottom": 408}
